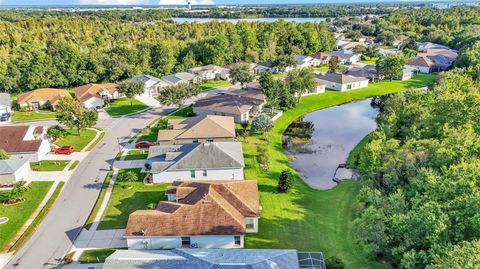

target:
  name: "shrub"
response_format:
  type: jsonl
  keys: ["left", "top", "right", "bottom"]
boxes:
{"left": 47, "top": 125, "right": 68, "bottom": 141}
{"left": 324, "top": 256, "right": 346, "bottom": 269}
{"left": 157, "top": 119, "right": 171, "bottom": 130}
{"left": 117, "top": 170, "right": 138, "bottom": 187}
{"left": 277, "top": 169, "right": 294, "bottom": 193}
{"left": 0, "top": 149, "right": 9, "bottom": 160}
{"left": 251, "top": 113, "right": 273, "bottom": 134}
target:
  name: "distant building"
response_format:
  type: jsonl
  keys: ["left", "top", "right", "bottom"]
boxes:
{"left": 315, "top": 73, "right": 369, "bottom": 91}
{"left": 311, "top": 52, "right": 331, "bottom": 65}
{"left": 17, "top": 88, "right": 71, "bottom": 111}
{"left": 189, "top": 64, "right": 230, "bottom": 81}
{"left": 75, "top": 83, "right": 122, "bottom": 109}
{"left": 131, "top": 75, "right": 172, "bottom": 98}
{"left": 163, "top": 72, "right": 200, "bottom": 85}
{"left": 329, "top": 50, "right": 361, "bottom": 65}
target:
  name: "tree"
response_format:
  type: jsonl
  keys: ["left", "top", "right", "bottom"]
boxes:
{"left": 272, "top": 54, "right": 296, "bottom": 71}
{"left": 277, "top": 169, "right": 294, "bottom": 193}
{"left": 8, "top": 181, "right": 29, "bottom": 202}
{"left": 353, "top": 45, "right": 367, "bottom": 55}
{"left": 0, "top": 149, "right": 9, "bottom": 160}
{"left": 402, "top": 38, "right": 418, "bottom": 51}
{"left": 117, "top": 170, "right": 138, "bottom": 188}
{"left": 251, "top": 113, "right": 273, "bottom": 134}
{"left": 346, "top": 30, "right": 362, "bottom": 41}
{"left": 117, "top": 80, "right": 145, "bottom": 106}
{"left": 157, "top": 83, "right": 200, "bottom": 108}
{"left": 324, "top": 256, "right": 346, "bottom": 269}
{"left": 286, "top": 68, "right": 316, "bottom": 103}
{"left": 229, "top": 63, "right": 254, "bottom": 89}
{"left": 47, "top": 125, "right": 68, "bottom": 141}
{"left": 56, "top": 97, "right": 98, "bottom": 135}
{"left": 376, "top": 54, "right": 406, "bottom": 80}
{"left": 259, "top": 72, "right": 280, "bottom": 111}
{"left": 328, "top": 56, "right": 341, "bottom": 73}
{"left": 427, "top": 241, "right": 480, "bottom": 269}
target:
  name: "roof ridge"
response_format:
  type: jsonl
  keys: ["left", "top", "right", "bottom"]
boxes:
{"left": 214, "top": 183, "right": 257, "bottom": 216}
{"left": 206, "top": 187, "right": 245, "bottom": 231}
{"left": 210, "top": 142, "right": 244, "bottom": 168}
{"left": 207, "top": 117, "right": 235, "bottom": 136}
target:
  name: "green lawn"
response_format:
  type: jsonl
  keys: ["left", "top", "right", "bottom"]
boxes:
{"left": 55, "top": 128, "right": 97, "bottom": 152}
{"left": 11, "top": 110, "right": 57, "bottom": 123}
{"left": 68, "top": 160, "right": 80, "bottom": 171}
{"left": 105, "top": 98, "right": 149, "bottom": 117}
{"left": 241, "top": 74, "right": 437, "bottom": 268}
{"left": 98, "top": 169, "right": 168, "bottom": 229}
{"left": 136, "top": 106, "right": 192, "bottom": 142}
{"left": 199, "top": 80, "right": 232, "bottom": 91}
{"left": 359, "top": 56, "right": 378, "bottom": 65}
{"left": 124, "top": 149, "right": 149, "bottom": 160}
{"left": 312, "top": 65, "right": 329, "bottom": 72}
{"left": 78, "top": 248, "right": 116, "bottom": 264}
{"left": 30, "top": 160, "right": 70, "bottom": 171}
{"left": 0, "top": 181, "right": 53, "bottom": 251}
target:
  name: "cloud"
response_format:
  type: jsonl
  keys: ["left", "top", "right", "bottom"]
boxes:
{"left": 158, "top": 0, "right": 215, "bottom": 5}
{"left": 78, "top": 0, "right": 149, "bottom": 4}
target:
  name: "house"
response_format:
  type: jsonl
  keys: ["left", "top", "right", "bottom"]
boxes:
{"left": 75, "top": 83, "right": 122, "bottom": 109}
{"left": 254, "top": 61, "right": 274, "bottom": 75}
{"left": 0, "top": 93, "right": 12, "bottom": 114}
{"left": 311, "top": 52, "right": 331, "bottom": 65}
{"left": 190, "top": 65, "right": 230, "bottom": 81}
{"left": 400, "top": 66, "right": 416, "bottom": 80}
{"left": 147, "top": 142, "right": 244, "bottom": 183}
{"left": 417, "top": 42, "right": 450, "bottom": 52}
{"left": 339, "top": 41, "right": 365, "bottom": 52}
{"left": 315, "top": 73, "right": 369, "bottom": 92}
{"left": 329, "top": 50, "right": 361, "bottom": 65}
{"left": 428, "top": 54, "right": 456, "bottom": 71}
{"left": 163, "top": 72, "right": 200, "bottom": 85}
{"left": 0, "top": 126, "right": 50, "bottom": 161}
{"left": 224, "top": 61, "right": 256, "bottom": 72}
{"left": 193, "top": 85, "right": 266, "bottom": 123}
{"left": 157, "top": 115, "right": 236, "bottom": 145}
{"left": 417, "top": 48, "right": 458, "bottom": 59}
{"left": 295, "top": 55, "right": 320, "bottom": 68}
{"left": 302, "top": 80, "right": 325, "bottom": 96}
{"left": 103, "top": 249, "right": 306, "bottom": 269}
{"left": 17, "top": 88, "right": 71, "bottom": 111}
{"left": 406, "top": 56, "right": 435, "bottom": 73}
{"left": 0, "top": 158, "right": 31, "bottom": 184}
{"left": 131, "top": 75, "right": 171, "bottom": 98}
{"left": 347, "top": 65, "right": 378, "bottom": 81}
{"left": 125, "top": 180, "right": 260, "bottom": 249}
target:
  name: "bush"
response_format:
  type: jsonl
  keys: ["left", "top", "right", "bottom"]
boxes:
{"left": 251, "top": 113, "right": 273, "bottom": 134}
{"left": 47, "top": 125, "right": 68, "bottom": 141}
{"left": 324, "top": 256, "right": 346, "bottom": 269}
{"left": 257, "top": 146, "right": 269, "bottom": 169}
{"left": 0, "top": 149, "right": 9, "bottom": 160}
{"left": 117, "top": 170, "right": 138, "bottom": 187}
{"left": 277, "top": 169, "right": 294, "bottom": 193}
{"left": 157, "top": 119, "right": 171, "bottom": 130}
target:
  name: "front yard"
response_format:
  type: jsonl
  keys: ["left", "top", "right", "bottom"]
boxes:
{"left": 124, "top": 149, "right": 149, "bottom": 160}
{"left": 105, "top": 98, "right": 149, "bottom": 117}
{"left": 199, "top": 80, "right": 232, "bottom": 91}
{"left": 78, "top": 248, "right": 117, "bottom": 264}
{"left": 135, "top": 106, "right": 193, "bottom": 142}
{"left": 0, "top": 181, "right": 53, "bottom": 251}
{"left": 55, "top": 128, "right": 97, "bottom": 152}
{"left": 11, "top": 110, "right": 57, "bottom": 123}
{"left": 30, "top": 160, "right": 70, "bottom": 171}
{"left": 97, "top": 169, "right": 168, "bottom": 230}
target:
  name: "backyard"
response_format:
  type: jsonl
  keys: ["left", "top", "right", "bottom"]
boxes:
{"left": 30, "top": 160, "right": 70, "bottom": 171}
{"left": 0, "top": 182, "right": 53, "bottom": 251}
{"left": 105, "top": 98, "right": 149, "bottom": 117}
{"left": 97, "top": 169, "right": 168, "bottom": 229}
{"left": 199, "top": 80, "right": 232, "bottom": 91}
{"left": 55, "top": 128, "right": 97, "bottom": 152}
{"left": 11, "top": 110, "right": 57, "bottom": 123}
{"left": 240, "top": 73, "right": 437, "bottom": 268}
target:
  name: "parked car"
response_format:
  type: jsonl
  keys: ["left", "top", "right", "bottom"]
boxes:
{"left": 53, "top": 146, "right": 74, "bottom": 155}
{"left": 135, "top": 141, "right": 154, "bottom": 149}
{"left": 0, "top": 113, "right": 11, "bottom": 122}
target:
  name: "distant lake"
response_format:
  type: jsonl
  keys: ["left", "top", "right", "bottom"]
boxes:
{"left": 284, "top": 99, "right": 378, "bottom": 190}
{"left": 171, "top": 17, "right": 327, "bottom": 24}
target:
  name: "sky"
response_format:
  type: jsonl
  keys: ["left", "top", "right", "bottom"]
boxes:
{"left": 0, "top": 0, "right": 456, "bottom": 6}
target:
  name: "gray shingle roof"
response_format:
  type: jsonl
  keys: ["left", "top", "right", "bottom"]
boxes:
{"left": 316, "top": 72, "right": 368, "bottom": 84}
{"left": 0, "top": 158, "right": 28, "bottom": 175}
{"left": 0, "top": 93, "right": 11, "bottom": 107}
{"left": 103, "top": 248, "right": 300, "bottom": 269}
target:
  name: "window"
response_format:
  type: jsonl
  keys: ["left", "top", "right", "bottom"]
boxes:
{"left": 206, "top": 138, "right": 214, "bottom": 142}
{"left": 181, "top": 237, "right": 191, "bottom": 246}
{"left": 190, "top": 170, "right": 196, "bottom": 178}
{"left": 203, "top": 170, "right": 208, "bottom": 177}
{"left": 246, "top": 218, "right": 255, "bottom": 230}
{"left": 347, "top": 84, "right": 352, "bottom": 90}
{"left": 192, "top": 139, "right": 199, "bottom": 143}
{"left": 234, "top": 236, "right": 241, "bottom": 246}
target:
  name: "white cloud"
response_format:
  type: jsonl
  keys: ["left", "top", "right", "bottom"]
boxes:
{"left": 158, "top": 0, "right": 214, "bottom": 5}
{"left": 79, "top": 0, "right": 149, "bottom": 5}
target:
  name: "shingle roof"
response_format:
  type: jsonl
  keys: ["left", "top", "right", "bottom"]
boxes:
{"left": 0, "top": 158, "right": 29, "bottom": 175}
{"left": 125, "top": 180, "right": 259, "bottom": 236}
{"left": 0, "top": 126, "right": 43, "bottom": 154}
{"left": 311, "top": 52, "right": 331, "bottom": 60}
{"left": 164, "top": 72, "right": 198, "bottom": 84}
{"left": 329, "top": 50, "right": 358, "bottom": 60}
{"left": 194, "top": 87, "right": 265, "bottom": 116}
{"left": 17, "top": 88, "right": 71, "bottom": 105}
{"left": 103, "top": 248, "right": 300, "bottom": 269}
{"left": 407, "top": 56, "right": 434, "bottom": 67}
{"left": 346, "top": 65, "right": 377, "bottom": 78}
{"left": 0, "top": 93, "right": 11, "bottom": 107}
{"left": 316, "top": 72, "right": 368, "bottom": 84}
{"left": 75, "top": 83, "right": 118, "bottom": 103}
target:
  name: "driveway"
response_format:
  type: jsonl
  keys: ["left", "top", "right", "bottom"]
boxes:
{"left": 4, "top": 107, "right": 172, "bottom": 269}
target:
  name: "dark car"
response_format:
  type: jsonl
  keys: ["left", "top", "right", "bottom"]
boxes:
{"left": 0, "top": 113, "right": 11, "bottom": 122}
{"left": 53, "top": 146, "right": 74, "bottom": 155}
{"left": 135, "top": 141, "right": 154, "bottom": 149}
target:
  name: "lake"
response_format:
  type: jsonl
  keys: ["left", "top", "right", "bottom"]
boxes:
{"left": 284, "top": 99, "right": 379, "bottom": 190}
{"left": 172, "top": 17, "right": 327, "bottom": 24}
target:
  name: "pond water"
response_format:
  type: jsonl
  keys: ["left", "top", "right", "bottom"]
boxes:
{"left": 284, "top": 99, "right": 379, "bottom": 190}
{"left": 172, "top": 17, "right": 327, "bottom": 24}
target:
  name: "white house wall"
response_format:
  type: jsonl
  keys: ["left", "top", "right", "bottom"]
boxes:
{"left": 152, "top": 168, "right": 244, "bottom": 183}
{"left": 317, "top": 79, "right": 368, "bottom": 92}
{"left": 126, "top": 235, "right": 244, "bottom": 250}
{"left": 193, "top": 108, "right": 247, "bottom": 123}
{"left": 83, "top": 97, "right": 104, "bottom": 109}
{"left": 406, "top": 65, "right": 431, "bottom": 74}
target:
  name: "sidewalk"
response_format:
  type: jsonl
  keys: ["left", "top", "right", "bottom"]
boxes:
{"left": 73, "top": 229, "right": 126, "bottom": 249}
{"left": 81, "top": 128, "right": 104, "bottom": 152}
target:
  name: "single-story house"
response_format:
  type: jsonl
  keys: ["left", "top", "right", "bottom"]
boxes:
{"left": 75, "top": 83, "right": 122, "bottom": 109}
{"left": 157, "top": 115, "right": 236, "bottom": 145}
{"left": 299, "top": 81, "right": 325, "bottom": 97}
{"left": 311, "top": 52, "right": 331, "bottom": 65}
{"left": 417, "top": 42, "right": 450, "bottom": 52}
{"left": 315, "top": 73, "right": 369, "bottom": 92}
{"left": 224, "top": 61, "right": 256, "bottom": 72}
{"left": 190, "top": 65, "right": 230, "bottom": 81}
{"left": 125, "top": 180, "right": 259, "bottom": 250}
{"left": 347, "top": 65, "right": 378, "bottom": 81}
{"left": 417, "top": 48, "right": 458, "bottom": 59}
{"left": 193, "top": 85, "right": 266, "bottom": 123}
{"left": 17, "top": 88, "right": 71, "bottom": 111}
{"left": 254, "top": 61, "right": 274, "bottom": 75}
{"left": 103, "top": 249, "right": 303, "bottom": 269}
{"left": 0, "top": 126, "right": 50, "bottom": 162}
{"left": 147, "top": 142, "right": 244, "bottom": 183}
{"left": 329, "top": 50, "right": 361, "bottom": 65}
{"left": 400, "top": 66, "right": 416, "bottom": 81}
{"left": 131, "top": 75, "right": 172, "bottom": 98}
{"left": 295, "top": 55, "right": 320, "bottom": 68}
{"left": 339, "top": 41, "right": 365, "bottom": 52}
{"left": 0, "top": 93, "right": 12, "bottom": 114}
{"left": 163, "top": 72, "right": 200, "bottom": 85}
{"left": 0, "top": 158, "right": 31, "bottom": 184}
{"left": 406, "top": 56, "right": 435, "bottom": 73}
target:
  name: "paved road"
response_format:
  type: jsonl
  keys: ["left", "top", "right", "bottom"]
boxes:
{"left": 4, "top": 107, "right": 172, "bottom": 269}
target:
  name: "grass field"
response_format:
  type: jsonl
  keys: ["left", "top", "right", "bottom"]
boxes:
{"left": 105, "top": 98, "right": 149, "bottom": 117}
{"left": 30, "top": 160, "right": 70, "bottom": 171}
{"left": 359, "top": 56, "right": 378, "bottom": 65}
{"left": 98, "top": 169, "right": 168, "bottom": 230}
{"left": 312, "top": 65, "right": 329, "bottom": 72}
{"left": 241, "top": 74, "right": 437, "bottom": 268}
{"left": 199, "top": 80, "right": 232, "bottom": 91}
{"left": 55, "top": 128, "right": 97, "bottom": 152}
{"left": 124, "top": 149, "right": 149, "bottom": 160}
{"left": 0, "top": 182, "right": 53, "bottom": 251}
{"left": 11, "top": 110, "right": 57, "bottom": 122}
{"left": 78, "top": 248, "right": 116, "bottom": 263}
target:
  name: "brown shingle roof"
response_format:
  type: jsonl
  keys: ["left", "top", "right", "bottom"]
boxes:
{"left": 125, "top": 180, "right": 260, "bottom": 236}
{"left": 75, "top": 83, "right": 118, "bottom": 103}
{"left": 407, "top": 56, "right": 434, "bottom": 67}
{"left": 17, "top": 88, "right": 71, "bottom": 105}
{"left": 316, "top": 72, "right": 368, "bottom": 84}
{"left": 0, "top": 126, "right": 42, "bottom": 154}
{"left": 417, "top": 49, "right": 458, "bottom": 59}
{"left": 194, "top": 93, "right": 253, "bottom": 115}
{"left": 311, "top": 52, "right": 331, "bottom": 60}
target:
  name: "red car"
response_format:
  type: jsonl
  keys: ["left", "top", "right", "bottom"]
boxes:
{"left": 53, "top": 146, "right": 74, "bottom": 155}
{"left": 135, "top": 141, "right": 154, "bottom": 149}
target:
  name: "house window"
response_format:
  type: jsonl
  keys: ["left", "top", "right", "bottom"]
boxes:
{"left": 192, "top": 139, "right": 199, "bottom": 143}
{"left": 190, "top": 170, "right": 196, "bottom": 178}
{"left": 347, "top": 84, "right": 352, "bottom": 90}
{"left": 234, "top": 236, "right": 241, "bottom": 246}
{"left": 181, "top": 237, "right": 191, "bottom": 247}
{"left": 203, "top": 170, "right": 207, "bottom": 177}
{"left": 246, "top": 218, "right": 255, "bottom": 230}
{"left": 206, "top": 138, "right": 214, "bottom": 142}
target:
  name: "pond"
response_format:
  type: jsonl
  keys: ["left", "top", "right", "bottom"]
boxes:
{"left": 171, "top": 17, "right": 327, "bottom": 24}
{"left": 284, "top": 99, "right": 379, "bottom": 190}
